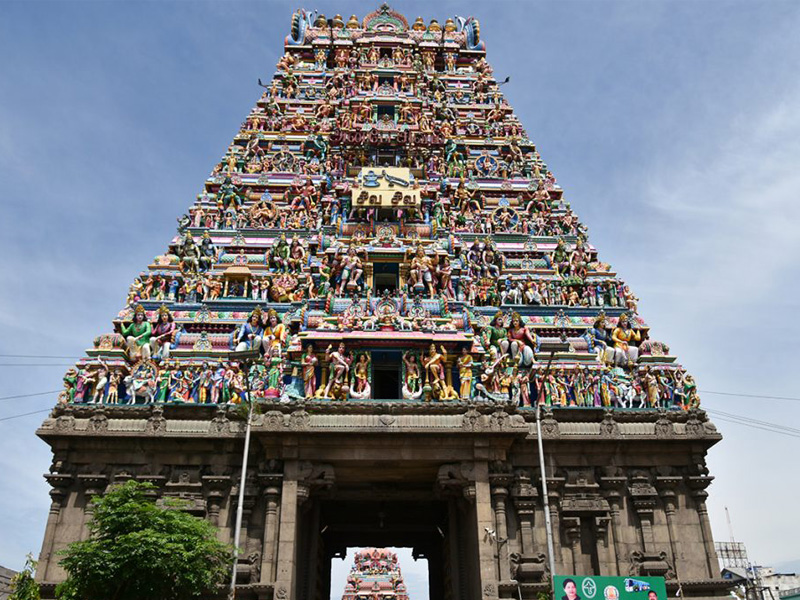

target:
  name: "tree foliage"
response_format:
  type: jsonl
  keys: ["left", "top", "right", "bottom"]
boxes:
{"left": 9, "top": 554, "right": 40, "bottom": 600}
{"left": 56, "top": 480, "right": 231, "bottom": 600}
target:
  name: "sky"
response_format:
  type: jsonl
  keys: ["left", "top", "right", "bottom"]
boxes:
{"left": 1, "top": 0, "right": 799, "bottom": 596}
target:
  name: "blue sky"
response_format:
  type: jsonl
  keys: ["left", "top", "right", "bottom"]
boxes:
{"left": 1, "top": 0, "right": 799, "bottom": 596}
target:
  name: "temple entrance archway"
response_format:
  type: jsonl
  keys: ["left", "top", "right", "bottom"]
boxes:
{"left": 295, "top": 496, "right": 478, "bottom": 600}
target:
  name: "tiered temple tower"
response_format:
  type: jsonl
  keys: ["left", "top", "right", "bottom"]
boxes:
{"left": 36, "top": 5, "right": 728, "bottom": 600}
{"left": 340, "top": 548, "right": 411, "bottom": 600}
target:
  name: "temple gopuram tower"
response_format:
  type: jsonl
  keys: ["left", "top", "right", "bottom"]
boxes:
{"left": 340, "top": 548, "right": 410, "bottom": 600}
{"left": 35, "top": 5, "right": 729, "bottom": 600}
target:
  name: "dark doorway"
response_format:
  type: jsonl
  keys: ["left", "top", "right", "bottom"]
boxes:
{"left": 372, "top": 349, "right": 401, "bottom": 400}
{"left": 373, "top": 262, "right": 399, "bottom": 294}
{"left": 317, "top": 499, "right": 449, "bottom": 600}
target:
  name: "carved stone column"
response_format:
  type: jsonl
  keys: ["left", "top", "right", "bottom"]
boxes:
{"left": 594, "top": 515, "right": 612, "bottom": 575}
{"left": 40, "top": 474, "right": 73, "bottom": 581}
{"left": 545, "top": 474, "right": 565, "bottom": 573}
{"left": 688, "top": 476, "right": 718, "bottom": 579}
{"left": 489, "top": 471, "right": 513, "bottom": 581}
{"left": 600, "top": 475, "right": 626, "bottom": 576}
{"left": 77, "top": 474, "right": 108, "bottom": 541}
{"left": 562, "top": 516, "right": 581, "bottom": 574}
{"left": 474, "top": 460, "right": 499, "bottom": 600}
{"left": 274, "top": 460, "right": 300, "bottom": 600}
{"left": 628, "top": 475, "right": 658, "bottom": 553}
{"left": 657, "top": 476, "right": 682, "bottom": 580}
{"left": 258, "top": 474, "right": 283, "bottom": 585}
{"left": 511, "top": 470, "right": 538, "bottom": 557}
{"left": 202, "top": 475, "right": 232, "bottom": 528}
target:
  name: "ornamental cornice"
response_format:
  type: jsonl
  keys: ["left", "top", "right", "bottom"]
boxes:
{"left": 37, "top": 403, "right": 720, "bottom": 444}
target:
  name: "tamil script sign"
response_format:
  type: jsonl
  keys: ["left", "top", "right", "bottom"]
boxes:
{"left": 554, "top": 576, "right": 668, "bottom": 600}
{"left": 351, "top": 167, "right": 421, "bottom": 207}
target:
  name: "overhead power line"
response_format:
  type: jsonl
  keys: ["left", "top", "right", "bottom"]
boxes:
{"left": 705, "top": 409, "right": 800, "bottom": 439}
{"left": 0, "top": 391, "right": 60, "bottom": 402}
{"left": 707, "top": 408, "right": 800, "bottom": 435}
{"left": 699, "top": 389, "right": 800, "bottom": 403}
{"left": 0, "top": 354, "right": 84, "bottom": 359}
{"left": 0, "top": 364, "right": 76, "bottom": 367}
{"left": 0, "top": 409, "right": 53, "bottom": 422}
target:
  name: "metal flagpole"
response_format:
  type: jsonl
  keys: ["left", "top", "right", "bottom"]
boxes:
{"left": 533, "top": 341, "right": 567, "bottom": 582}
{"left": 228, "top": 352, "right": 259, "bottom": 600}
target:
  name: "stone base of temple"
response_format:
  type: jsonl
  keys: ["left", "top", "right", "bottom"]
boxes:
{"left": 34, "top": 403, "right": 731, "bottom": 600}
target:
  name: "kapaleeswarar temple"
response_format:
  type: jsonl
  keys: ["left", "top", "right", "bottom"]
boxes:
{"left": 35, "top": 5, "right": 729, "bottom": 600}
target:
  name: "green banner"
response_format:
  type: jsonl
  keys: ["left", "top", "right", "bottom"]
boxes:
{"left": 554, "top": 576, "right": 668, "bottom": 600}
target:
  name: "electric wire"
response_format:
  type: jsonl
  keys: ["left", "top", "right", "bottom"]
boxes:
{"left": 0, "top": 354, "right": 84, "bottom": 359}
{"left": 699, "top": 389, "right": 800, "bottom": 403}
{"left": 705, "top": 408, "right": 800, "bottom": 435}
{"left": 706, "top": 415, "right": 800, "bottom": 439}
{"left": 0, "top": 390, "right": 61, "bottom": 402}
{"left": 0, "top": 409, "right": 53, "bottom": 422}
{"left": 0, "top": 364, "right": 77, "bottom": 367}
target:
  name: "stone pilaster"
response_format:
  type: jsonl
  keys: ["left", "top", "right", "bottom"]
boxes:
{"left": 628, "top": 475, "right": 658, "bottom": 553}
{"left": 657, "top": 476, "right": 682, "bottom": 580}
{"left": 201, "top": 475, "right": 232, "bottom": 528}
{"left": 489, "top": 471, "right": 513, "bottom": 582}
{"left": 77, "top": 474, "right": 108, "bottom": 541}
{"left": 39, "top": 474, "right": 73, "bottom": 582}
{"left": 258, "top": 473, "right": 283, "bottom": 585}
{"left": 511, "top": 470, "right": 538, "bottom": 557}
{"left": 474, "top": 460, "right": 499, "bottom": 600}
{"left": 274, "top": 460, "right": 300, "bottom": 600}
{"left": 688, "top": 475, "right": 718, "bottom": 579}
{"left": 600, "top": 475, "right": 626, "bottom": 576}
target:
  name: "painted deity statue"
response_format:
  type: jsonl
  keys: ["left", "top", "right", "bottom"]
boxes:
{"left": 457, "top": 347, "right": 474, "bottom": 400}
{"left": 424, "top": 344, "right": 457, "bottom": 400}
{"left": 408, "top": 246, "right": 436, "bottom": 297}
{"left": 236, "top": 307, "right": 264, "bottom": 352}
{"left": 583, "top": 313, "right": 611, "bottom": 359}
{"left": 507, "top": 312, "right": 538, "bottom": 366}
{"left": 611, "top": 312, "right": 641, "bottom": 368}
{"left": 150, "top": 305, "right": 176, "bottom": 360}
{"left": 337, "top": 246, "right": 364, "bottom": 295}
{"left": 122, "top": 304, "right": 152, "bottom": 361}
{"left": 302, "top": 344, "right": 319, "bottom": 398}
{"left": 324, "top": 342, "right": 352, "bottom": 399}
{"left": 262, "top": 309, "right": 287, "bottom": 356}
{"left": 481, "top": 311, "right": 509, "bottom": 355}
{"left": 351, "top": 353, "right": 372, "bottom": 399}
{"left": 402, "top": 351, "right": 422, "bottom": 400}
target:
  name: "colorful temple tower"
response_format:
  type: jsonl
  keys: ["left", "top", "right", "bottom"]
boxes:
{"left": 340, "top": 548, "right": 411, "bottom": 600}
{"left": 35, "top": 5, "right": 729, "bottom": 600}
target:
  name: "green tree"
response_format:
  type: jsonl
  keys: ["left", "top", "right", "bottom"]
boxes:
{"left": 56, "top": 480, "right": 231, "bottom": 600}
{"left": 9, "top": 554, "right": 40, "bottom": 600}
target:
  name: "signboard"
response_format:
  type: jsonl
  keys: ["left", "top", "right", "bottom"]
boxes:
{"left": 554, "top": 576, "right": 668, "bottom": 600}
{"left": 351, "top": 167, "right": 421, "bottom": 208}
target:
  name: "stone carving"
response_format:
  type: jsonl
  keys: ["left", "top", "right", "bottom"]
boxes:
{"left": 629, "top": 550, "right": 675, "bottom": 579}
{"left": 289, "top": 409, "right": 311, "bottom": 430}
{"left": 654, "top": 414, "right": 674, "bottom": 438}
{"left": 461, "top": 408, "right": 484, "bottom": 431}
{"left": 600, "top": 409, "right": 620, "bottom": 437}
{"left": 88, "top": 410, "right": 108, "bottom": 432}
{"left": 145, "top": 405, "right": 166, "bottom": 434}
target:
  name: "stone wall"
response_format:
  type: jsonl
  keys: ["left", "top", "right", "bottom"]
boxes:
{"left": 34, "top": 402, "right": 732, "bottom": 600}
